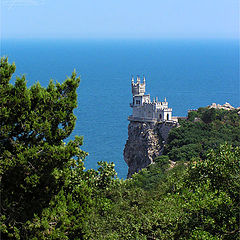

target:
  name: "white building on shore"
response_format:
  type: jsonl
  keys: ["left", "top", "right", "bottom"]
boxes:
{"left": 128, "top": 76, "right": 178, "bottom": 123}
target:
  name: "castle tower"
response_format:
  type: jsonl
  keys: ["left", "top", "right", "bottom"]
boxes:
{"left": 131, "top": 76, "right": 146, "bottom": 96}
{"left": 130, "top": 76, "right": 150, "bottom": 109}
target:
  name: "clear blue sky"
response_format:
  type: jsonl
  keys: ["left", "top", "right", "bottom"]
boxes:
{"left": 1, "top": 0, "right": 239, "bottom": 39}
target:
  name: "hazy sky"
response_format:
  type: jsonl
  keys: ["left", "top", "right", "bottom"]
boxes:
{"left": 1, "top": 0, "right": 239, "bottom": 39}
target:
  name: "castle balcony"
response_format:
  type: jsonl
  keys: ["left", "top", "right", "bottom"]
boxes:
{"left": 128, "top": 115, "right": 179, "bottom": 125}
{"left": 128, "top": 115, "right": 157, "bottom": 123}
{"left": 160, "top": 108, "right": 172, "bottom": 111}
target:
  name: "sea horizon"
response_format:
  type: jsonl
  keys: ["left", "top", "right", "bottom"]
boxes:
{"left": 1, "top": 38, "right": 239, "bottom": 178}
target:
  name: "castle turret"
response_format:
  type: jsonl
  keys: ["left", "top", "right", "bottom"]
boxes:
{"left": 130, "top": 76, "right": 150, "bottom": 109}
{"left": 131, "top": 76, "right": 145, "bottom": 96}
{"left": 137, "top": 75, "right": 140, "bottom": 83}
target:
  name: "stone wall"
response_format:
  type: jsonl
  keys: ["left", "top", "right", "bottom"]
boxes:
{"left": 132, "top": 103, "right": 173, "bottom": 121}
{"left": 133, "top": 104, "right": 154, "bottom": 119}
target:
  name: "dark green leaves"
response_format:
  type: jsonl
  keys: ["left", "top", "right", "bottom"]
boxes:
{"left": 0, "top": 57, "right": 88, "bottom": 239}
{"left": 164, "top": 107, "right": 240, "bottom": 162}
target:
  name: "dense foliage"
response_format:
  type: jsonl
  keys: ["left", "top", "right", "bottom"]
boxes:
{"left": 0, "top": 57, "right": 117, "bottom": 239}
{"left": 1, "top": 58, "right": 239, "bottom": 239}
{"left": 86, "top": 144, "right": 240, "bottom": 239}
{"left": 164, "top": 107, "right": 240, "bottom": 162}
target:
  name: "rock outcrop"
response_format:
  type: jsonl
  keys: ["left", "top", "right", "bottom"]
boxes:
{"left": 209, "top": 102, "right": 235, "bottom": 110}
{"left": 209, "top": 102, "right": 240, "bottom": 115}
{"left": 124, "top": 121, "right": 177, "bottom": 178}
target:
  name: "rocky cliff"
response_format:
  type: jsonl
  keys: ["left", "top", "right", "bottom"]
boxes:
{"left": 124, "top": 121, "right": 177, "bottom": 178}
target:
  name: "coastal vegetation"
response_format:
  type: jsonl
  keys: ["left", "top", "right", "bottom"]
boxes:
{"left": 164, "top": 107, "right": 240, "bottom": 162}
{"left": 1, "top": 58, "right": 239, "bottom": 239}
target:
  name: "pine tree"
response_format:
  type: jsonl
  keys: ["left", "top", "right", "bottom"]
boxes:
{"left": 0, "top": 57, "right": 89, "bottom": 238}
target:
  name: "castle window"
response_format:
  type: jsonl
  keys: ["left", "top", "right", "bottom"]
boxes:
{"left": 136, "top": 100, "right": 140, "bottom": 105}
{"left": 159, "top": 114, "right": 162, "bottom": 119}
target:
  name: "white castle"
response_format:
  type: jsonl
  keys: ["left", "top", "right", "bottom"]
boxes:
{"left": 128, "top": 76, "right": 177, "bottom": 123}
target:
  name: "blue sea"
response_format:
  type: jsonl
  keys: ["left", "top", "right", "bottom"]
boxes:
{"left": 1, "top": 39, "right": 239, "bottom": 178}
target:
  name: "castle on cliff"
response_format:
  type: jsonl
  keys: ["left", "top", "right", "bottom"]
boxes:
{"left": 128, "top": 76, "right": 178, "bottom": 123}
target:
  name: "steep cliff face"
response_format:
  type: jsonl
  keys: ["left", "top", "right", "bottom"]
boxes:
{"left": 124, "top": 121, "right": 176, "bottom": 178}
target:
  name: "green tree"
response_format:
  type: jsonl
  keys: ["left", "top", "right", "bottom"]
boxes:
{"left": 201, "top": 108, "right": 217, "bottom": 123}
{"left": 0, "top": 57, "right": 90, "bottom": 238}
{"left": 164, "top": 108, "right": 240, "bottom": 162}
{"left": 173, "top": 144, "right": 240, "bottom": 239}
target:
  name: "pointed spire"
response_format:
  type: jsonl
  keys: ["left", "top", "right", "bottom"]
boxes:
{"left": 143, "top": 75, "right": 146, "bottom": 83}
{"left": 164, "top": 97, "right": 167, "bottom": 102}
{"left": 137, "top": 75, "right": 140, "bottom": 83}
{"left": 131, "top": 75, "right": 134, "bottom": 84}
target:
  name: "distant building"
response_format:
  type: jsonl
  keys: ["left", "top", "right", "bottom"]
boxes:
{"left": 128, "top": 76, "right": 177, "bottom": 123}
